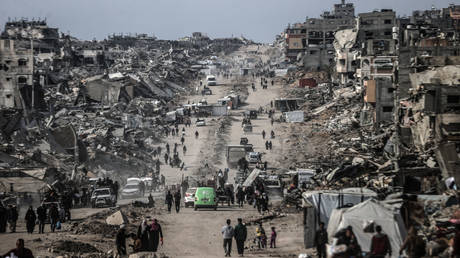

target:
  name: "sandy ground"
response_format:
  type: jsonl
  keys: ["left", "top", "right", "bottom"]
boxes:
{"left": 0, "top": 45, "right": 309, "bottom": 258}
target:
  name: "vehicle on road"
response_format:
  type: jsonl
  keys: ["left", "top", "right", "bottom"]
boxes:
{"left": 240, "top": 137, "right": 249, "bottom": 145}
{"left": 243, "top": 124, "right": 252, "bottom": 132}
{"left": 91, "top": 188, "right": 117, "bottom": 208}
{"left": 206, "top": 75, "right": 217, "bottom": 86}
{"left": 184, "top": 187, "right": 197, "bottom": 208}
{"left": 196, "top": 118, "right": 206, "bottom": 126}
{"left": 264, "top": 175, "right": 284, "bottom": 198}
{"left": 247, "top": 152, "right": 262, "bottom": 163}
{"left": 194, "top": 187, "right": 217, "bottom": 210}
{"left": 244, "top": 110, "right": 258, "bottom": 119}
{"left": 201, "top": 87, "right": 212, "bottom": 95}
{"left": 121, "top": 183, "right": 143, "bottom": 199}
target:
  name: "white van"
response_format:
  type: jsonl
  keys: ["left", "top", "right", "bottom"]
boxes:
{"left": 206, "top": 75, "right": 217, "bottom": 86}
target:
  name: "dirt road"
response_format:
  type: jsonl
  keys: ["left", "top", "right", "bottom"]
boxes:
{"left": 0, "top": 45, "right": 306, "bottom": 257}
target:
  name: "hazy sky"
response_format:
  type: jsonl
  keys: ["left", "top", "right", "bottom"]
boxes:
{"left": 0, "top": 0, "right": 456, "bottom": 42}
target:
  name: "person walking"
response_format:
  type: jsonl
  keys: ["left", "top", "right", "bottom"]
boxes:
{"left": 400, "top": 226, "right": 426, "bottom": 258}
{"left": 0, "top": 203, "right": 7, "bottom": 233}
{"left": 137, "top": 220, "right": 150, "bottom": 251}
{"left": 7, "top": 205, "right": 18, "bottom": 233}
{"left": 222, "top": 219, "right": 234, "bottom": 257}
{"left": 234, "top": 218, "right": 247, "bottom": 257}
{"left": 36, "top": 204, "right": 46, "bottom": 234}
{"left": 270, "top": 227, "right": 277, "bottom": 248}
{"left": 314, "top": 222, "right": 328, "bottom": 258}
{"left": 166, "top": 143, "right": 170, "bottom": 154}
{"left": 183, "top": 145, "right": 187, "bottom": 156}
{"left": 256, "top": 223, "right": 266, "bottom": 249}
{"left": 174, "top": 190, "right": 181, "bottom": 213}
{"left": 165, "top": 191, "right": 173, "bottom": 213}
{"left": 49, "top": 204, "right": 59, "bottom": 232}
{"left": 261, "top": 130, "right": 266, "bottom": 139}
{"left": 195, "top": 131, "right": 199, "bottom": 139}
{"left": 149, "top": 219, "right": 163, "bottom": 252}
{"left": 370, "top": 225, "right": 392, "bottom": 258}
{"left": 25, "top": 206, "right": 36, "bottom": 234}
{"left": 269, "top": 141, "right": 273, "bottom": 150}
{"left": 116, "top": 224, "right": 128, "bottom": 256}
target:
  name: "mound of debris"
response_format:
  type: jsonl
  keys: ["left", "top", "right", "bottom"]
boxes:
{"left": 51, "top": 240, "right": 100, "bottom": 254}
{"left": 73, "top": 220, "right": 119, "bottom": 237}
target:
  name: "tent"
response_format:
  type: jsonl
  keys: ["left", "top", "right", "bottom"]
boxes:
{"left": 302, "top": 188, "right": 377, "bottom": 227}
{"left": 328, "top": 199, "right": 407, "bottom": 257}
{"left": 302, "top": 188, "right": 377, "bottom": 249}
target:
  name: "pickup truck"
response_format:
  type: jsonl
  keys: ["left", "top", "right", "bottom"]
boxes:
{"left": 91, "top": 188, "right": 117, "bottom": 208}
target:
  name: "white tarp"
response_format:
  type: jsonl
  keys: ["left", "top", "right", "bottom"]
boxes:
{"left": 165, "top": 111, "right": 176, "bottom": 122}
{"left": 285, "top": 111, "right": 305, "bottom": 123}
{"left": 328, "top": 199, "right": 407, "bottom": 257}
{"left": 302, "top": 188, "right": 377, "bottom": 227}
{"left": 242, "top": 169, "right": 261, "bottom": 187}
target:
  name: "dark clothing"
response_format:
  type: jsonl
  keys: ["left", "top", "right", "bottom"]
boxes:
{"left": 7, "top": 207, "right": 18, "bottom": 232}
{"left": 174, "top": 192, "right": 181, "bottom": 213}
{"left": 0, "top": 206, "right": 7, "bottom": 233}
{"left": 234, "top": 223, "right": 247, "bottom": 255}
{"left": 137, "top": 224, "right": 150, "bottom": 251}
{"left": 2, "top": 248, "right": 34, "bottom": 258}
{"left": 116, "top": 228, "right": 127, "bottom": 255}
{"left": 49, "top": 206, "right": 59, "bottom": 232}
{"left": 223, "top": 238, "right": 232, "bottom": 256}
{"left": 453, "top": 230, "right": 460, "bottom": 257}
{"left": 37, "top": 206, "right": 46, "bottom": 233}
{"left": 25, "top": 208, "right": 37, "bottom": 234}
{"left": 149, "top": 222, "right": 163, "bottom": 252}
{"left": 315, "top": 228, "right": 328, "bottom": 246}
{"left": 370, "top": 233, "right": 391, "bottom": 257}
{"left": 166, "top": 193, "right": 173, "bottom": 212}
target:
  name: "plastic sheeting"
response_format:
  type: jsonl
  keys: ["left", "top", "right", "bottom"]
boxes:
{"left": 302, "top": 188, "right": 377, "bottom": 227}
{"left": 330, "top": 199, "right": 407, "bottom": 258}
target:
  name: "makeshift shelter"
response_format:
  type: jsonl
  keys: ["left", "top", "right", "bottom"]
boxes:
{"left": 302, "top": 188, "right": 377, "bottom": 249}
{"left": 327, "top": 199, "right": 407, "bottom": 257}
{"left": 0, "top": 168, "right": 48, "bottom": 193}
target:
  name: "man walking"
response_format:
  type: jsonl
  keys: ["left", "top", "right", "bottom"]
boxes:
{"left": 7, "top": 205, "right": 18, "bottom": 233}
{"left": 37, "top": 204, "right": 46, "bottom": 234}
{"left": 314, "top": 222, "right": 328, "bottom": 258}
{"left": 222, "top": 219, "right": 234, "bottom": 257}
{"left": 174, "top": 190, "right": 181, "bottom": 213}
{"left": 49, "top": 204, "right": 59, "bottom": 232}
{"left": 25, "top": 206, "right": 36, "bottom": 234}
{"left": 234, "top": 218, "right": 247, "bottom": 257}
{"left": 165, "top": 191, "right": 173, "bottom": 213}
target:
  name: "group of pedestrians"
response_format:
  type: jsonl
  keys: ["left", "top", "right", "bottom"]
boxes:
{"left": 116, "top": 218, "right": 163, "bottom": 256}
{"left": 165, "top": 190, "right": 182, "bottom": 213}
{"left": 222, "top": 219, "right": 277, "bottom": 257}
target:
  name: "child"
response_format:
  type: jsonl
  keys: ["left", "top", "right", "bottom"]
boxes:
{"left": 270, "top": 227, "right": 277, "bottom": 248}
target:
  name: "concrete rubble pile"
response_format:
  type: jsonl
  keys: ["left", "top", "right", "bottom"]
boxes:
{"left": 279, "top": 3, "right": 460, "bottom": 255}
{"left": 0, "top": 19, "right": 248, "bottom": 203}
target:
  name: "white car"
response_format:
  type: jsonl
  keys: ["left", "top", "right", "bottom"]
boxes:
{"left": 184, "top": 187, "right": 197, "bottom": 207}
{"left": 196, "top": 119, "right": 206, "bottom": 126}
{"left": 91, "top": 188, "right": 117, "bottom": 208}
{"left": 247, "top": 152, "right": 261, "bottom": 163}
{"left": 206, "top": 75, "right": 217, "bottom": 86}
{"left": 121, "top": 183, "right": 143, "bottom": 199}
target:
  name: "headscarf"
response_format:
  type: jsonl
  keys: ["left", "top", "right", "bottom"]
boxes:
{"left": 151, "top": 218, "right": 159, "bottom": 231}
{"left": 141, "top": 219, "right": 148, "bottom": 233}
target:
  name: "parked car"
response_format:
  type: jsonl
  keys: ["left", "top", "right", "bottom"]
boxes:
{"left": 184, "top": 187, "right": 197, "bottom": 208}
{"left": 247, "top": 152, "right": 261, "bottom": 163}
{"left": 194, "top": 187, "right": 217, "bottom": 210}
{"left": 264, "top": 175, "right": 284, "bottom": 198}
{"left": 243, "top": 124, "right": 252, "bottom": 132}
{"left": 240, "top": 137, "right": 249, "bottom": 145}
{"left": 91, "top": 188, "right": 117, "bottom": 208}
{"left": 121, "top": 183, "right": 143, "bottom": 199}
{"left": 196, "top": 118, "right": 206, "bottom": 126}
{"left": 201, "top": 87, "right": 212, "bottom": 95}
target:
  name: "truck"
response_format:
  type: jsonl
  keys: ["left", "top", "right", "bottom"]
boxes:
{"left": 206, "top": 75, "right": 217, "bottom": 86}
{"left": 91, "top": 188, "right": 117, "bottom": 208}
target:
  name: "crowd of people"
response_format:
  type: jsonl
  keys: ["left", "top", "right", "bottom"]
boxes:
{"left": 116, "top": 218, "right": 164, "bottom": 256}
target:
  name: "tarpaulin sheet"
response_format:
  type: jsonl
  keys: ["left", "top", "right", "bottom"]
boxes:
{"left": 302, "top": 188, "right": 377, "bottom": 227}
{"left": 0, "top": 177, "right": 47, "bottom": 193}
{"left": 243, "top": 168, "right": 261, "bottom": 187}
{"left": 331, "top": 199, "right": 407, "bottom": 257}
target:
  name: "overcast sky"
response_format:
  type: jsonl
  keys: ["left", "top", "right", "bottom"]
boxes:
{"left": 0, "top": 0, "right": 456, "bottom": 42}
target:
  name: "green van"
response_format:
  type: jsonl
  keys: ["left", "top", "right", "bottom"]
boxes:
{"left": 194, "top": 187, "right": 217, "bottom": 210}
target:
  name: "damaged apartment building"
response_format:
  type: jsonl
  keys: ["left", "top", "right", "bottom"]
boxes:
{"left": 284, "top": 0, "right": 356, "bottom": 70}
{"left": 329, "top": 4, "right": 460, "bottom": 192}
